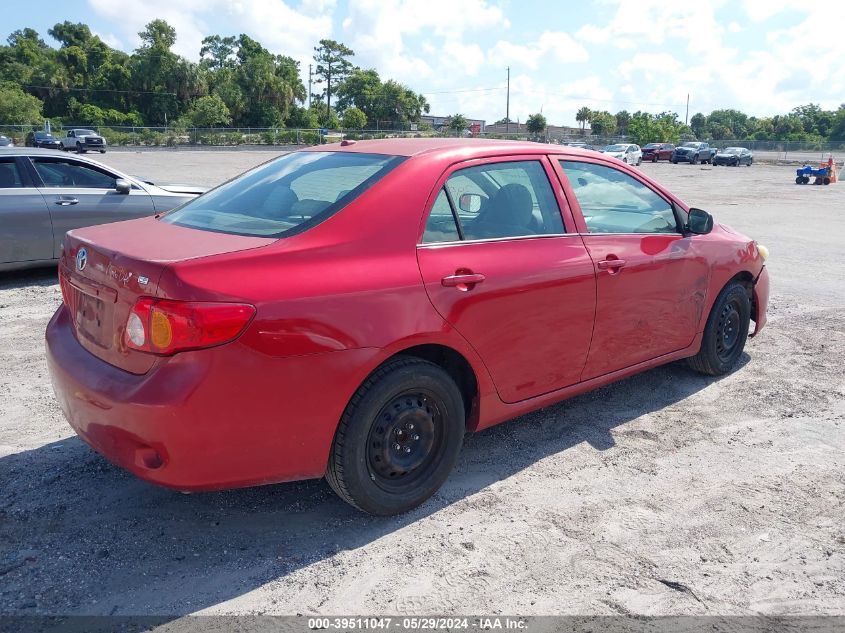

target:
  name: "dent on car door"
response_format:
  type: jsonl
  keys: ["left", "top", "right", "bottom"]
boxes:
{"left": 555, "top": 159, "right": 710, "bottom": 380}
{"left": 0, "top": 157, "right": 53, "bottom": 264}
{"left": 30, "top": 157, "right": 154, "bottom": 257}
{"left": 416, "top": 157, "right": 596, "bottom": 404}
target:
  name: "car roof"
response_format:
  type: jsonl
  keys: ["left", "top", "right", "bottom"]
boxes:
{"left": 306, "top": 137, "right": 598, "bottom": 159}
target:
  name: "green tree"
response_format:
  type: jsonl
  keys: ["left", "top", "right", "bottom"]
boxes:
{"left": 526, "top": 112, "right": 547, "bottom": 138}
{"left": 575, "top": 106, "right": 592, "bottom": 131}
{"left": 341, "top": 106, "right": 367, "bottom": 130}
{"left": 313, "top": 39, "right": 354, "bottom": 120}
{"left": 689, "top": 112, "right": 707, "bottom": 138}
{"left": 447, "top": 113, "right": 468, "bottom": 136}
{"left": 186, "top": 94, "right": 231, "bottom": 127}
{"left": 614, "top": 110, "right": 631, "bottom": 135}
{"left": 199, "top": 35, "right": 237, "bottom": 70}
{"left": 589, "top": 110, "right": 616, "bottom": 136}
{"left": 0, "top": 81, "right": 43, "bottom": 123}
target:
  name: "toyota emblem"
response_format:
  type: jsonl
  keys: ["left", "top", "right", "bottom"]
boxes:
{"left": 76, "top": 247, "right": 88, "bottom": 271}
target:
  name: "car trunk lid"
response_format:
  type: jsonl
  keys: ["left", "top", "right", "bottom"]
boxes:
{"left": 60, "top": 216, "right": 274, "bottom": 374}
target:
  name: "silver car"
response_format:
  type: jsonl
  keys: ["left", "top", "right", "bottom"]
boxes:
{"left": 0, "top": 148, "right": 205, "bottom": 271}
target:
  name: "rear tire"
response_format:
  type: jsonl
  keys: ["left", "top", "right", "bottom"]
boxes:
{"left": 688, "top": 281, "right": 751, "bottom": 376}
{"left": 325, "top": 357, "right": 465, "bottom": 515}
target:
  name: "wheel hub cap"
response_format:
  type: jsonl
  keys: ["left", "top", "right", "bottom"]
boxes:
{"left": 368, "top": 393, "right": 438, "bottom": 482}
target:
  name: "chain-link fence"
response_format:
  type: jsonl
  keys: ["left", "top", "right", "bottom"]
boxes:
{"left": 3, "top": 123, "right": 844, "bottom": 154}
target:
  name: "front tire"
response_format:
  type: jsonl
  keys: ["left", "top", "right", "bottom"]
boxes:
{"left": 688, "top": 281, "right": 751, "bottom": 376}
{"left": 325, "top": 357, "right": 465, "bottom": 515}
{"left": 76, "top": 142, "right": 86, "bottom": 154}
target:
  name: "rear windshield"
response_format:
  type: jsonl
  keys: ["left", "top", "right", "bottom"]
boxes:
{"left": 161, "top": 151, "right": 405, "bottom": 238}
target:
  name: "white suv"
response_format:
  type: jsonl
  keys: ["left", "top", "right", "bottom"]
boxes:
{"left": 601, "top": 143, "right": 642, "bottom": 166}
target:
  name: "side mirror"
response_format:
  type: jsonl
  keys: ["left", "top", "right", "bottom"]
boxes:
{"left": 686, "top": 208, "right": 713, "bottom": 235}
{"left": 115, "top": 179, "right": 131, "bottom": 195}
{"left": 458, "top": 193, "right": 482, "bottom": 213}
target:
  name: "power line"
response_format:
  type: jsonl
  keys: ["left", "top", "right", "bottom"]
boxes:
{"left": 21, "top": 85, "right": 177, "bottom": 96}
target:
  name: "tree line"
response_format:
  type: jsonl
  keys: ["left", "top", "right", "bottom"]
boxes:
{"left": 574, "top": 105, "right": 845, "bottom": 145}
{"left": 0, "top": 20, "right": 430, "bottom": 130}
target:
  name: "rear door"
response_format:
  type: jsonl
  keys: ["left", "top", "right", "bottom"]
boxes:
{"left": 554, "top": 158, "right": 709, "bottom": 380}
{"left": 27, "top": 155, "right": 155, "bottom": 257}
{"left": 416, "top": 156, "right": 596, "bottom": 404}
{"left": 0, "top": 156, "right": 53, "bottom": 264}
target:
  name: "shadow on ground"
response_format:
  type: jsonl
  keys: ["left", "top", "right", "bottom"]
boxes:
{"left": 0, "top": 353, "right": 747, "bottom": 617}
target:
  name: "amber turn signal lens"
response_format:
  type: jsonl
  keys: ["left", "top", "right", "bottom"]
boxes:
{"left": 150, "top": 310, "right": 173, "bottom": 349}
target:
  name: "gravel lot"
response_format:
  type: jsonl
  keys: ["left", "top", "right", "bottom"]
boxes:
{"left": 0, "top": 152, "right": 843, "bottom": 618}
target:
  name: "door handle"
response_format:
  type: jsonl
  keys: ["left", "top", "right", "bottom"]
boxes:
{"left": 597, "top": 259, "right": 626, "bottom": 270}
{"left": 441, "top": 272, "right": 486, "bottom": 287}
{"left": 55, "top": 198, "right": 79, "bottom": 206}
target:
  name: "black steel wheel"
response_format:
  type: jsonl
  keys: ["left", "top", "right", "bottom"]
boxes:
{"left": 688, "top": 281, "right": 751, "bottom": 376}
{"left": 326, "top": 356, "right": 465, "bottom": 515}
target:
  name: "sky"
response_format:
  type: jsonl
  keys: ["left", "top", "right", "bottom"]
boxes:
{"left": 5, "top": 0, "right": 845, "bottom": 127}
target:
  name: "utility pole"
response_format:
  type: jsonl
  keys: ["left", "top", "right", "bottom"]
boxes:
{"left": 685, "top": 93, "right": 689, "bottom": 126}
{"left": 506, "top": 66, "right": 510, "bottom": 135}
{"left": 308, "top": 64, "right": 313, "bottom": 109}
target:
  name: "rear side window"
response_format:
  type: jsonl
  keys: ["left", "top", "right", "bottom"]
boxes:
{"left": 0, "top": 159, "right": 23, "bottom": 188}
{"left": 422, "top": 190, "right": 461, "bottom": 243}
{"left": 423, "top": 160, "right": 565, "bottom": 242}
{"left": 32, "top": 158, "right": 116, "bottom": 189}
{"left": 162, "top": 151, "right": 405, "bottom": 238}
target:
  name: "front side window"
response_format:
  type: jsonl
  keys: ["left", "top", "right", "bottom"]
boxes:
{"left": 32, "top": 158, "right": 116, "bottom": 189}
{"left": 439, "top": 160, "right": 565, "bottom": 241}
{"left": 560, "top": 161, "right": 679, "bottom": 234}
{"left": 0, "top": 159, "right": 23, "bottom": 188}
{"left": 162, "top": 151, "right": 405, "bottom": 238}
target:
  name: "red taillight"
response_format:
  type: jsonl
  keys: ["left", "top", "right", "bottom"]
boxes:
{"left": 125, "top": 297, "right": 255, "bottom": 355}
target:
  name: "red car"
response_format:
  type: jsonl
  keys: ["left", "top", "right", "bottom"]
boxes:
{"left": 46, "top": 139, "right": 770, "bottom": 515}
{"left": 641, "top": 142, "right": 676, "bottom": 162}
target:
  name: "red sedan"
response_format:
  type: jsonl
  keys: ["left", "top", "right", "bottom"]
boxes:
{"left": 46, "top": 139, "right": 770, "bottom": 515}
{"left": 641, "top": 142, "right": 676, "bottom": 162}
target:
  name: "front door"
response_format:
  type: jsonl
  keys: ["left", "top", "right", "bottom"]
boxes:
{"left": 0, "top": 156, "right": 53, "bottom": 264}
{"left": 416, "top": 157, "right": 596, "bottom": 404}
{"left": 555, "top": 159, "right": 709, "bottom": 380}
{"left": 28, "top": 156, "right": 155, "bottom": 257}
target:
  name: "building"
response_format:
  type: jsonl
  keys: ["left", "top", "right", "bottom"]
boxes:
{"left": 420, "top": 115, "right": 486, "bottom": 133}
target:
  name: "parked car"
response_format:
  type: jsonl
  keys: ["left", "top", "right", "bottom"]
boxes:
{"left": 26, "top": 131, "right": 63, "bottom": 150}
{"left": 712, "top": 147, "right": 753, "bottom": 166}
{"left": 46, "top": 139, "right": 770, "bottom": 516}
{"left": 60, "top": 128, "right": 107, "bottom": 153}
{"left": 0, "top": 148, "right": 205, "bottom": 271}
{"left": 641, "top": 142, "right": 675, "bottom": 162}
{"left": 601, "top": 143, "right": 642, "bottom": 165}
{"left": 0, "top": 136, "right": 13, "bottom": 147}
{"left": 672, "top": 142, "right": 716, "bottom": 164}
{"left": 565, "top": 142, "right": 594, "bottom": 151}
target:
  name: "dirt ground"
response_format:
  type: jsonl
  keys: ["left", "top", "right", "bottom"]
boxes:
{"left": 0, "top": 153, "right": 843, "bottom": 618}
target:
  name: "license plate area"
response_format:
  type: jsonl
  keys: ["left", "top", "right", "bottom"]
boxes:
{"left": 69, "top": 280, "right": 117, "bottom": 350}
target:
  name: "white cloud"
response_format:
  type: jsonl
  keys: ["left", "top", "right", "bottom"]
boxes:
{"left": 489, "top": 32, "right": 589, "bottom": 70}
{"left": 342, "top": 0, "right": 509, "bottom": 86}
{"left": 87, "top": 0, "right": 333, "bottom": 72}
{"left": 741, "top": 0, "right": 793, "bottom": 21}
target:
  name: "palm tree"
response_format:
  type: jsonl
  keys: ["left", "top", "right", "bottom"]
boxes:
{"left": 576, "top": 106, "right": 592, "bottom": 132}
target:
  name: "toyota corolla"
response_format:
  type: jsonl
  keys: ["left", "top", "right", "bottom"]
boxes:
{"left": 46, "top": 139, "right": 770, "bottom": 515}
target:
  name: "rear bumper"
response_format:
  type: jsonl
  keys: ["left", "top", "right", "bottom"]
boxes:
{"left": 750, "top": 266, "right": 770, "bottom": 337}
{"left": 46, "top": 305, "right": 376, "bottom": 491}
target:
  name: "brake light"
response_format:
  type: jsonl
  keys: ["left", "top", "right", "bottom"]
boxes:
{"left": 125, "top": 298, "right": 255, "bottom": 355}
